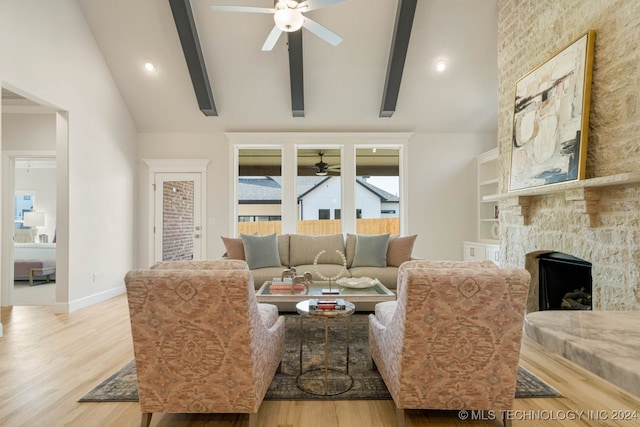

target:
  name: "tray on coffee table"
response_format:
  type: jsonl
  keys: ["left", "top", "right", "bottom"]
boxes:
{"left": 256, "top": 280, "right": 395, "bottom": 311}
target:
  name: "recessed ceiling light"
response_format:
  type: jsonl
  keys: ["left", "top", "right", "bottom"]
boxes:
{"left": 434, "top": 59, "right": 448, "bottom": 73}
{"left": 144, "top": 62, "right": 156, "bottom": 72}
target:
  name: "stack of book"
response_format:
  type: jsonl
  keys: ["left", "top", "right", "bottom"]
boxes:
{"left": 269, "top": 282, "right": 305, "bottom": 293}
{"left": 309, "top": 298, "right": 346, "bottom": 311}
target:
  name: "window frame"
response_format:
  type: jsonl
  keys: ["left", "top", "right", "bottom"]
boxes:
{"left": 228, "top": 133, "right": 410, "bottom": 236}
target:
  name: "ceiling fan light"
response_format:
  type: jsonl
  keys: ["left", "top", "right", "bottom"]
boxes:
{"left": 316, "top": 170, "right": 328, "bottom": 176}
{"left": 274, "top": 8, "right": 304, "bottom": 32}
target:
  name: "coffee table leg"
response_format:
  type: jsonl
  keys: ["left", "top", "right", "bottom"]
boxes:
{"left": 324, "top": 317, "right": 329, "bottom": 395}
{"left": 346, "top": 316, "right": 351, "bottom": 374}
{"left": 299, "top": 316, "right": 304, "bottom": 375}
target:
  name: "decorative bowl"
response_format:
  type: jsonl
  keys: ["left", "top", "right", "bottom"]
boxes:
{"left": 336, "top": 277, "right": 380, "bottom": 289}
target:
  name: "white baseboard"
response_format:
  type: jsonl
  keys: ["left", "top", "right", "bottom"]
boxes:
{"left": 53, "top": 285, "right": 125, "bottom": 314}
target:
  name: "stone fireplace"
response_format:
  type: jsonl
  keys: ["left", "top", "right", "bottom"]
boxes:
{"left": 527, "top": 251, "right": 592, "bottom": 312}
{"left": 495, "top": 0, "right": 640, "bottom": 313}
{"left": 497, "top": 184, "right": 640, "bottom": 313}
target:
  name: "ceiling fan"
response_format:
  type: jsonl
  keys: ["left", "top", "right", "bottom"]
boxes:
{"left": 210, "top": 0, "right": 349, "bottom": 51}
{"left": 314, "top": 152, "right": 340, "bottom": 176}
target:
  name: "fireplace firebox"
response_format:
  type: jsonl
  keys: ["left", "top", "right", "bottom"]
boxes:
{"left": 538, "top": 252, "right": 592, "bottom": 310}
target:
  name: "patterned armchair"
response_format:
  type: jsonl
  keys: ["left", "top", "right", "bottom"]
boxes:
{"left": 369, "top": 264, "right": 530, "bottom": 427}
{"left": 125, "top": 261, "right": 285, "bottom": 427}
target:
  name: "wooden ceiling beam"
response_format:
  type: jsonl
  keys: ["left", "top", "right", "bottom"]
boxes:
{"left": 379, "top": 0, "right": 417, "bottom": 118}
{"left": 288, "top": 31, "right": 305, "bottom": 118}
{"left": 168, "top": 0, "right": 217, "bottom": 116}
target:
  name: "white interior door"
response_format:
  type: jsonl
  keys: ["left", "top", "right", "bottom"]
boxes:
{"left": 154, "top": 173, "right": 203, "bottom": 263}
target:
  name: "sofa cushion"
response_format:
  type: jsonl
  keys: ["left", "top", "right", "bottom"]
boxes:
{"left": 221, "top": 236, "right": 246, "bottom": 260}
{"left": 240, "top": 233, "right": 282, "bottom": 270}
{"left": 277, "top": 234, "right": 290, "bottom": 267}
{"left": 386, "top": 234, "right": 417, "bottom": 267}
{"left": 352, "top": 233, "right": 390, "bottom": 267}
{"left": 289, "top": 234, "right": 345, "bottom": 266}
{"left": 295, "top": 264, "right": 351, "bottom": 282}
{"left": 250, "top": 266, "right": 288, "bottom": 290}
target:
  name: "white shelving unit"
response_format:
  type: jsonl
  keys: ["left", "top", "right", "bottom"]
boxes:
{"left": 477, "top": 147, "right": 499, "bottom": 242}
{"left": 463, "top": 147, "right": 500, "bottom": 265}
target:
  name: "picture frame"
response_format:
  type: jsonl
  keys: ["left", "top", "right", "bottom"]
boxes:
{"left": 509, "top": 30, "right": 595, "bottom": 191}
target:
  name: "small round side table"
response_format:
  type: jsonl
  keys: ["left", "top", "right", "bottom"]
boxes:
{"left": 295, "top": 299, "right": 355, "bottom": 396}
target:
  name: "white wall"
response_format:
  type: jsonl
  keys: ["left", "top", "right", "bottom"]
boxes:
{"left": 407, "top": 133, "right": 496, "bottom": 260}
{"left": 0, "top": 0, "right": 137, "bottom": 312}
{"left": 138, "top": 131, "right": 496, "bottom": 265}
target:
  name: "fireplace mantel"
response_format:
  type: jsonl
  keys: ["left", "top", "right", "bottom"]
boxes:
{"left": 483, "top": 172, "right": 640, "bottom": 226}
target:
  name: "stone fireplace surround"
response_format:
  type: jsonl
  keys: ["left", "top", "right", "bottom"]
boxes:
{"left": 488, "top": 172, "right": 640, "bottom": 312}
{"left": 495, "top": 0, "right": 640, "bottom": 398}
{"left": 486, "top": 175, "right": 640, "bottom": 398}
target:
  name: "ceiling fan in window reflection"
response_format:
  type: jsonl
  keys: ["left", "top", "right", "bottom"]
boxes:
{"left": 210, "top": 0, "right": 348, "bottom": 51}
{"left": 313, "top": 152, "right": 340, "bottom": 176}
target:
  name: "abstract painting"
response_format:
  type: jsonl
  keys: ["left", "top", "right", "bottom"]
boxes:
{"left": 509, "top": 30, "right": 595, "bottom": 191}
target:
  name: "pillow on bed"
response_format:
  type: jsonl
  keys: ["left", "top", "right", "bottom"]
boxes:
{"left": 14, "top": 228, "right": 36, "bottom": 243}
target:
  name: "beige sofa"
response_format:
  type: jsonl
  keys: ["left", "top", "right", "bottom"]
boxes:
{"left": 223, "top": 233, "right": 417, "bottom": 291}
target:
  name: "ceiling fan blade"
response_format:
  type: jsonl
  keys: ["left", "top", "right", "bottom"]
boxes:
{"left": 262, "top": 26, "right": 284, "bottom": 51}
{"left": 210, "top": 5, "right": 275, "bottom": 13}
{"left": 302, "top": 17, "right": 343, "bottom": 46}
{"left": 298, "top": 0, "right": 349, "bottom": 12}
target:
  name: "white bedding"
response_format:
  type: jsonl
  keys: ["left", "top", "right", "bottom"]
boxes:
{"left": 14, "top": 243, "right": 56, "bottom": 261}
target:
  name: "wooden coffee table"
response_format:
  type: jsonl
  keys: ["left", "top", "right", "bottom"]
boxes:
{"left": 255, "top": 280, "right": 395, "bottom": 312}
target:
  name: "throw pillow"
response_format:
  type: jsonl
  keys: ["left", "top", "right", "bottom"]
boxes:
{"left": 345, "top": 233, "right": 357, "bottom": 268}
{"left": 240, "top": 233, "right": 282, "bottom": 270}
{"left": 221, "top": 236, "right": 246, "bottom": 260}
{"left": 386, "top": 234, "right": 417, "bottom": 267}
{"left": 351, "top": 233, "right": 390, "bottom": 268}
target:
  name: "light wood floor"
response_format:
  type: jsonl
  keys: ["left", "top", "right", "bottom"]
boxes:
{"left": 1, "top": 295, "right": 639, "bottom": 427}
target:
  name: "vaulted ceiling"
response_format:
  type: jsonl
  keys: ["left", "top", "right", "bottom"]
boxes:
{"left": 75, "top": 0, "right": 498, "bottom": 134}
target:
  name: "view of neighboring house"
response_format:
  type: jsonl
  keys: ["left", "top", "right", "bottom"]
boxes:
{"left": 237, "top": 176, "right": 399, "bottom": 222}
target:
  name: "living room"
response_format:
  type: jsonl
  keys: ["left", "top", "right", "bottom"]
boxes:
{"left": 1, "top": 0, "right": 640, "bottom": 425}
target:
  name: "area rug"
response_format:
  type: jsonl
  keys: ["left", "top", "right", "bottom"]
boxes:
{"left": 79, "top": 315, "right": 561, "bottom": 402}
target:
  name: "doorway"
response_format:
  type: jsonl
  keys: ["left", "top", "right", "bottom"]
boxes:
{"left": 154, "top": 173, "right": 203, "bottom": 263}
{"left": 1, "top": 85, "right": 66, "bottom": 312}
{"left": 13, "top": 157, "right": 57, "bottom": 306}
{"left": 144, "top": 159, "right": 209, "bottom": 265}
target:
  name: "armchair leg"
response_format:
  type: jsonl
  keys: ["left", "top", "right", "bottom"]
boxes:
{"left": 141, "top": 413, "right": 152, "bottom": 427}
{"left": 249, "top": 412, "right": 258, "bottom": 427}
{"left": 395, "top": 408, "right": 405, "bottom": 427}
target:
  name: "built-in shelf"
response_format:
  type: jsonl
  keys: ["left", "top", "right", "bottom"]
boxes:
{"left": 484, "top": 172, "right": 640, "bottom": 227}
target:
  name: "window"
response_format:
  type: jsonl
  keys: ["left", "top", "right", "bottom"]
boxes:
{"left": 297, "top": 148, "right": 341, "bottom": 234}
{"left": 355, "top": 148, "right": 400, "bottom": 234}
{"left": 237, "top": 148, "right": 282, "bottom": 235}
{"left": 230, "top": 133, "right": 408, "bottom": 237}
